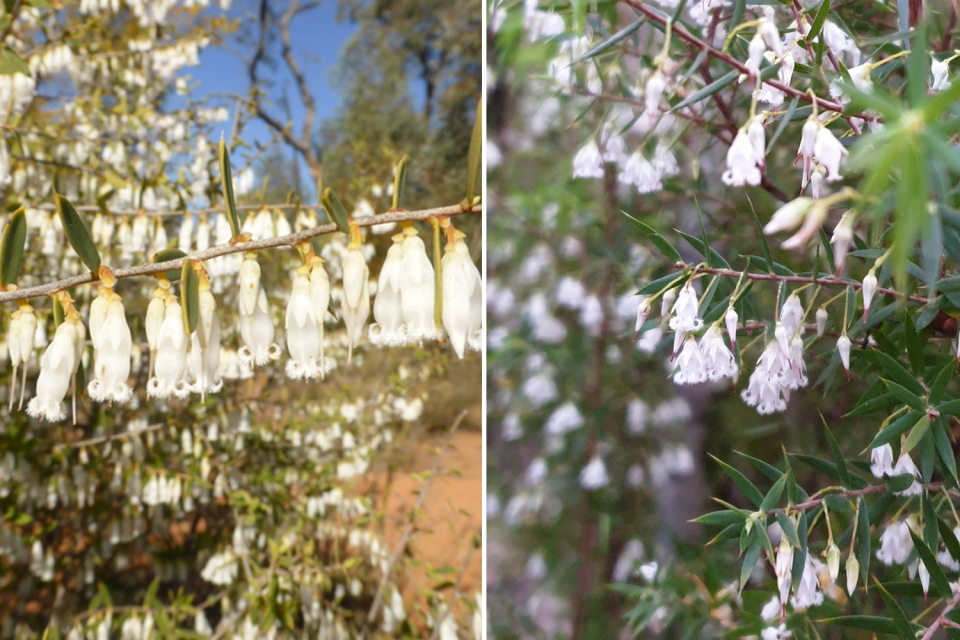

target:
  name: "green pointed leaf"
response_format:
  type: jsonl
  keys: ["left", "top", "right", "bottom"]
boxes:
{"left": 55, "top": 193, "right": 101, "bottom": 273}
{"left": 902, "top": 415, "right": 931, "bottom": 454}
{"left": 902, "top": 312, "right": 924, "bottom": 373}
{"left": 465, "top": 99, "right": 482, "bottom": 206}
{"left": 219, "top": 135, "right": 241, "bottom": 239}
{"left": 870, "top": 409, "right": 923, "bottom": 448}
{"left": 0, "top": 207, "right": 26, "bottom": 287}
{"left": 936, "top": 397, "right": 960, "bottom": 416}
{"left": 734, "top": 450, "right": 782, "bottom": 482}
{"left": 805, "top": 0, "right": 831, "bottom": 43}
{"left": 739, "top": 534, "right": 762, "bottom": 595}
{"left": 874, "top": 580, "right": 916, "bottom": 637}
{"left": 856, "top": 496, "right": 870, "bottom": 586}
{"left": 929, "top": 360, "right": 956, "bottom": 404}
{"left": 790, "top": 454, "right": 868, "bottom": 489}
{"left": 180, "top": 261, "right": 200, "bottom": 335}
{"left": 909, "top": 530, "right": 952, "bottom": 597}
{"left": 892, "top": 138, "right": 927, "bottom": 284}
{"left": 746, "top": 196, "right": 773, "bottom": 274}
{"left": 392, "top": 155, "right": 408, "bottom": 211}
{"left": 671, "top": 70, "right": 738, "bottom": 112}
{"left": 817, "top": 616, "right": 897, "bottom": 634}
{"left": 574, "top": 16, "right": 645, "bottom": 63}
{"left": 678, "top": 230, "right": 731, "bottom": 269}
{"left": 321, "top": 187, "right": 351, "bottom": 235}
{"left": 152, "top": 248, "right": 186, "bottom": 282}
{"left": 693, "top": 509, "right": 747, "bottom": 526}
{"left": 622, "top": 211, "right": 682, "bottom": 263}
{"left": 938, "top": 517, "right": 960, "bottom": 563}
{"left": 636, "top": 271, "right": 686, "bottom": 296}
{"left": 863, "top": 351, "right": 926, "bottom": 396}
{"left": 0, "top": 47, "right": 30, "bottom": 76}
{"left": 885, "top": 472, "right": 917, "bottom": 493}
{"left": 775, "top": 510, "right": 799, "bottom": 548}
{"left": 881, "top": 379, "right": 927, "bottom": 412}
{"left": 52, "top": 295, "right": 64, "bottom": 328}
{"left": 933, "top": 419, "right": 958, "bottom": 483}
{"left": 710, "top": 455, "right": 764, "bottom": 507}
{"left": 822, "top": 416, "right": 851, "bottom": 488}
{"left": 760, "top": 472, "right": 789, "bottom": 512}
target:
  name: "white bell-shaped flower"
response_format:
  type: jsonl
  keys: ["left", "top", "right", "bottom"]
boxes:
{"left": 722, "top": 125, "right": 763, "bottom": 186}
{"left": 456, "top": 240, "right": 484, "bottom": 352}
{"left": 9, "top": 300, "right": 36, "bottom": 411}
{"left": 27, "top": 312, "right": 82, "bottom": 422}
{"left": 309, "top": 256, "right": 333, "bottom": 377}
{"left": 668, "top": 283, "right": 703, "bottom": 334}
{"left": 673, "top": 338, "right": 706, "bottom": 385}
{"left": 441, "top": 231, "right": 474, "bottom": 359}
{"left": 370, "top": 235, "right": 406, "bottom": 346}
{"left": 700, "top": 325, "right": 738, "bottom": 382}
{"left": 285, "top": 271, "right": 328, "bottom": 380}
{"left": 399, "top": 226, "right": 438, "bottom": 343}
{"left": 238, "top": 286, "right": 281, "bottom": 367}
{"left": 341, "top": 225, "right": 370, "bottom": 364}
{"left": 147, "top": 299, "right": 190, "bottom": 399}
{"left": 189, "top": 279, "right": 223, "bottom": 397}
{"left": 813, "top": 125, "right": 847, "bottom": 181}
{"left": 876, "top": 520, "right": 914, "bottom": 566}
{"left": 88, "top": 293, "right": 133, "bottom": 404}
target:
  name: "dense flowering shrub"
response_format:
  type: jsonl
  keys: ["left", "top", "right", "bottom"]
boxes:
{"left": 488, "top": 0, "right": 960, "bottom": 637}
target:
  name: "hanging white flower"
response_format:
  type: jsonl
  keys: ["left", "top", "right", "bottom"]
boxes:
{"left": 398, "top": 226, "right": 437, "bottom": 343}
{"left": 237, "top": 253, "right": 280, "bottom": 368}
{"left": 87, "top": 286, "right": 134, "bottom": 404}
{"left": 188, "top": 266, "right": 222, "bottom": 397}
{"left": 370, "top": 234, "right": 406, "bottom": 346}
{"left": 147, "top": 299, "right": 190, "bottom": 399}
{"left": 341, "top": 224, "right": 371, "bottom": 364}
{"left": 26, "top": 310, "right": 82, "bottom": 422}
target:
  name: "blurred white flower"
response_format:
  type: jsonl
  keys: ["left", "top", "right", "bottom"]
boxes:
{"left": 579, "top": 455, "right": 609, "bottom": 490}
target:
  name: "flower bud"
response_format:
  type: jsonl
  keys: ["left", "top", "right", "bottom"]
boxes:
{"left": 764, "top": 197, "right": 814, "bottom": 235}
{"left": 826, "top": 543, "right": 840, "bottom": 582}
{"left": 837, "top": 334, "right": 851, "bottom": 379}
{"left": 845, "top": 554, "right": 859, "bottom": 595}
{"left": 660, "top": 288, "right": 676, "bottom": 319}
{"left": 634, "top": 296, "right": 651, "bottom": 340}
{"left": 861, "top": 272, "right": 877, "bottom": 321}
{"left": 775, "top": 535, "right": 793, "bottom": 607}
{"left": 831, "top": 212, "right": 856, "bottom": 275}
{"left": 816, "top": 307, "right": 828, "bottom": 337}
{"left": 725, "top": 307, "right": 738, "bottom": 350}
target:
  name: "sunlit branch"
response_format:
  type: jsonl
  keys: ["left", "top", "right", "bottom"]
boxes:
{"left": 0, "top": 203, "right": 482, "bottom": 303}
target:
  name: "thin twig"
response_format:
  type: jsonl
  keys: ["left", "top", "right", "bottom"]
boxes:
{"left": 51, "top": 422, "right": 166, "bottom": 452}
{"left": 678, "top": 263, "right": 931, "bottom": 305}
{"left": 0, "top": 203, "right": 482, "bottom": 303}
{"left": 920, "top": 591, "right": 960, "bottom": 640}
{"left": 361, "top": 409, "right": 469, "bottom": 639}
{"left": 620, "top": 0, "right": 877, "bottom": 121}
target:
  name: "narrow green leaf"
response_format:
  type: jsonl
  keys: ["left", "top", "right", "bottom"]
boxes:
{"left": 52, "top": 295, "right": 64, "bottom": 328}
{"left": 622, "top": 211, "right": 682, "bottom": 263}
{"left": 873, "top": 580, "right": 915, "bottom": 637}
{"left": 909, "top": 530, "right": 952, "bottom": 597}
{"left": 739, "top": 534, "right": 762, "bottom": 594}
{"left": 892, "top": 138, "right": 927, "bottom": 284}
{"left": 218, "top": 135, "right": 242, "bottom": 239}
{"left": 865, "top": 351, "right": 926, "bottom": 396}
{"left": 902, "top": 415, "right": 931, "bottom": 454}
{"left": 97, "top": 582, "right": 112, "bottom": 608}
{"left": 710, "top": 455, "right": 764, "bottom": 507}
{"left": 870, "top": 409, "right": 924, "bottom": 448}
{"left": 933, "top": 419, "right": 958, "bottom": 483}
{"left": 0, "top": 47, "right": 30, "bottom": 76}
{"left": 677, "top": 230, "right": 731, "bottom": 269}
{"left": 821, "top": 416, "right": 850, "bottom": 488}
{"left": 465, "top": 99, "right": 482, "bottom": 206}
{"left": 180, "top": 261, "right": 200, "bottom": 335}
{"left": 885, "top": 472, "right": 917, "bottom": 493}
{"left": 0, "top": 207, "right": 26, "bottom": 287}
{"left": 856, "top": 496, "right": 870, "bottom": 586}
{"left": 321, "top": 188, "right": 351, "bottom": 235}
{"left": 818, "top": 226, "right": 836, "bottom": 275}
{"left": 881, "top": 378, "right": 927, "bottom": 412}
{"left": 775, "top": 511, "right": 799, "bottom": 547}
{"left": 791, "top": 510, "right": 809, "bottom": 590}
{"left": 922, "top": 492, "right": 939, "bottom": 550}
{"left": 790, "top": 454, "right": 869, "bottom": 490}
{"left": 55, "top": 193, "right": 101, "bottom": 273}
{"left": 152, "top": 248, "right": 186, "bottom": 282}
{"left": 636, "top": 271, "right": 686, "bottom": 296}
{"left": 575, "top": 16, "right": 645, "bottom": 62}
{"left": 902, "top": 312, "right": 924, "bottom": 373}
{"left": 392, "top": 154, "right": 408, "bottom": 211}
{"left": 734, "top": 450, "right": 782, "bottom": 482}
{"left": 937, "top": 397, "right": 960, "bottom": 416}
{"left": 817, "top": 616, "right": 897, "bottom": 634}
{"left": 905, "top": 22, "right": 929, "bottom": 108}
{"left": 760, "top": 473, "right": 789, "bottom": 512}
{"left": 806, "top": 0, "right": 831, "bottom": 43}
{"left": 929, "top": 359, "right": 956, "bottom": 404}
{"left": 708, "top": 522, "right": 744, "bottom": 545}
{"left": 938, "top": 517, "right": 960, "bottom": 563}
{"left": 671, "top": 70, "right": 738, "bottom": 112}
{"left": 694, "top": 509, "right": 747, "bottom": 526}
{"left": 746, "top": 196, "right": 773, "bottom": 274}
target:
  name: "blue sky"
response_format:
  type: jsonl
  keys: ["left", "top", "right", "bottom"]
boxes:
{"left": 189, "top": 1, "right": 358, "bottom": 159}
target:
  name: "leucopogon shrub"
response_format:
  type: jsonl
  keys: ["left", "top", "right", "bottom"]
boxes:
{"left": 490, "top": 0, "right": 960, "bottom": 638}
{"left": 0, "top": 0, "right": 484, "bottom": 637}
